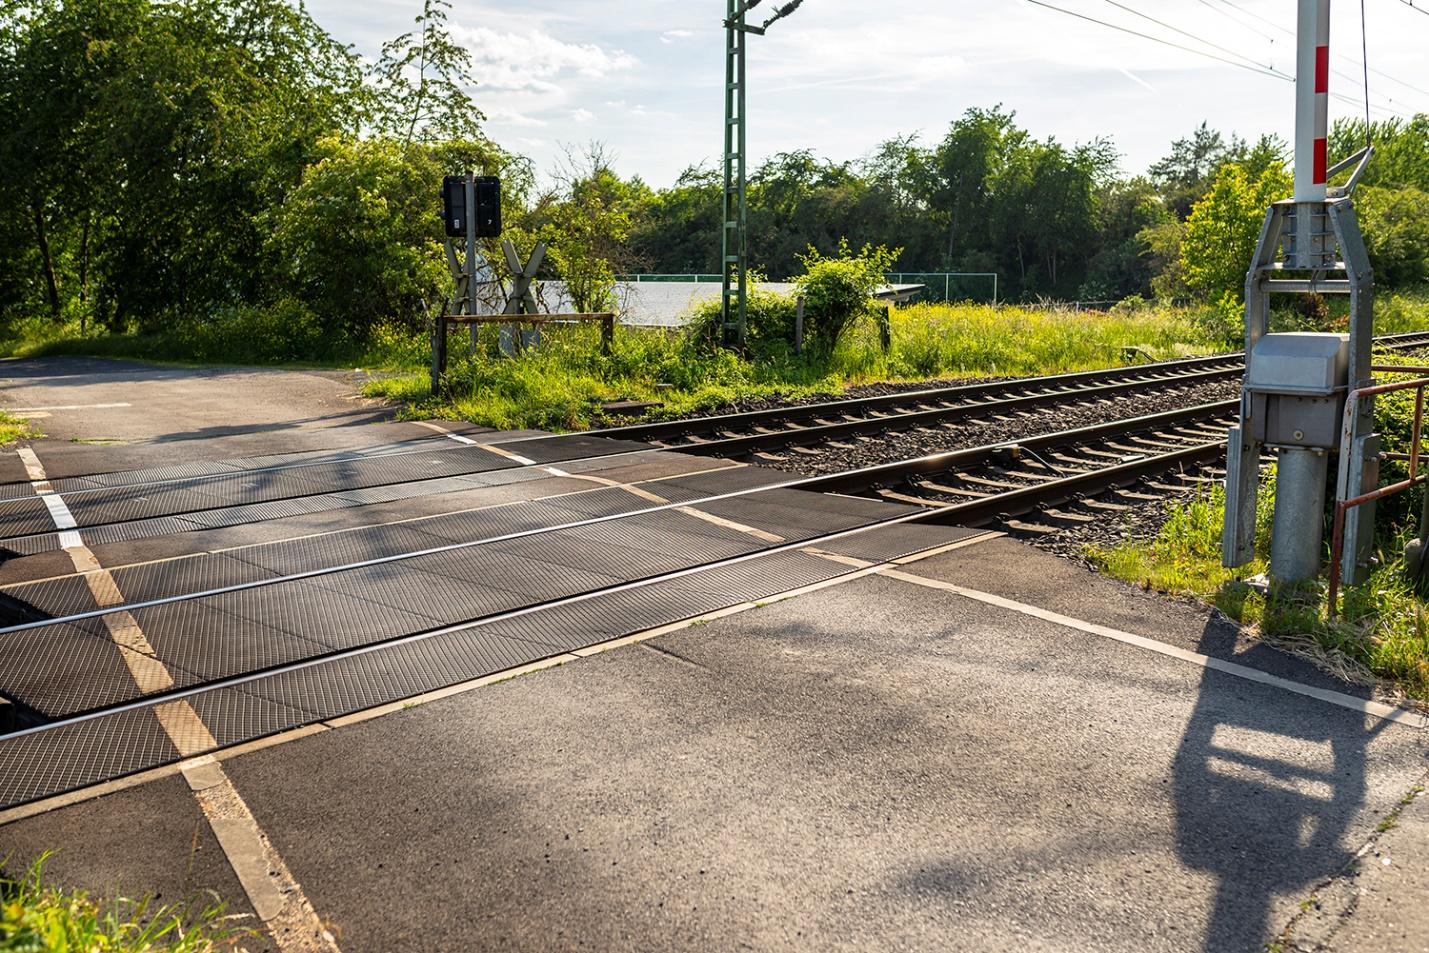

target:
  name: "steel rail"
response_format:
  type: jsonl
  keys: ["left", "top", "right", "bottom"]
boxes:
{"left": 598, "top": 354, "right": 1244, "bottom": 445}
{"left": 802, "top": 400, "right": 1238, "bottom": 494}
{"left": 0, "top": 403, "right": 1244, "bottom": 747}
{"left": 0, "top": 401, "right": 1241, "bottom": 637}
{"left": 587, "top": 330, "right": 1429, "bottom": 448}
{"left": 677, "top": 366, "right": 1242, "bottom": 457}
{"left": 3, "top": 331, "right": 1425, "bottom": 519}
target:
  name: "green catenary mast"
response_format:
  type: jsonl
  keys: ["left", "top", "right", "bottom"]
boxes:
{"left": 721, "top": 0, "right": 805, "bottom": 348}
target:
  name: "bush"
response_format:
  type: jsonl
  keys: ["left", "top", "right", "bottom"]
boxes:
{"left": 1181, "top": 162, "right": 1292, "bottom": 302}
{"left": 262, "top": 135, "right": 502, "bottom": 338}
{"left": 795, "top": 240, "right": 900, "bottom": 357}
{"left": 684, "top": 288, "right": 800, "bottom": 361}
{"left": 175, "top": 299, "right": 329, "bottom": 364}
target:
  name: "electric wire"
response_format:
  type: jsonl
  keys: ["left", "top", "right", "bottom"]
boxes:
{"left": 1362, "top": 0, "right": 1374, "bottom": 141}
{"left": 1202, "top": 0, "right": 1429, "bottom": 104}
{"left": 1026, "top": 0, "right": 1408, "bottom": 119}
{"left": 1387, "top": 0, "right": 1429, "bottom": 17}
{"left": 1025, "top": 0, "right": 1299, "bottom": 81}
{"left": 1099, "top": 0, "right": 1277, "bottom": 72}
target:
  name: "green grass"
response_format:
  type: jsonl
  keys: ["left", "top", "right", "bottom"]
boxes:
{"left": 0, "top": 412, "right": 39, "bottom": 448}
{"left": 1086, "top": 477, "right": 1429, "bottom": 701}
{"left": 1, "top": 855, "right": 250, "bottom": 952}
{"left": 366, "top": 297, "right": 1237, "bottom": 432}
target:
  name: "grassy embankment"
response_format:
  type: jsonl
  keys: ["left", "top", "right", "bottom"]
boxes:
{"left": 1088, "top": 345, "right": 1429, "bottom": 701}
{"left": 8, "top": 291, "right": 1429, "bottom": 435}
{"left": 363, "top": 299, "right": 1232, "bottom": 431}
{"left": 0, "top": 856, "right": 248, "bottom": 951}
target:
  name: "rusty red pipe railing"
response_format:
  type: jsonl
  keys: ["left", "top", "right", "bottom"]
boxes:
{"left": 1327, "top": 373, "right": 1429, "bottom": 615}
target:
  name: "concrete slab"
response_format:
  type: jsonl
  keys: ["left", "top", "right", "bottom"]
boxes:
{"left": 0, "top": 355, "right": 389, "bottom": 453}
{"left": 196, "top": 570, "right": 1423, "bottom": 953}
{"left": 913, "top": 536, "right": 1396, "bottom": 704}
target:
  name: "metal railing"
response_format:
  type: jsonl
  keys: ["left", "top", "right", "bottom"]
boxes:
{"left": 1327, "top": 365, "right": 1429, "bottom": 614}
{"left": 883, "top": 272, "right": 999, "bottom": 304}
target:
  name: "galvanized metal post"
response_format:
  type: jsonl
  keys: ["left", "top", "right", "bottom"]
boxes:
{"left": 1270, "top": 448, "right": 1330, "bottom": 582}
{"left": 465, "top": 174, "right": 480, "bottom": 353}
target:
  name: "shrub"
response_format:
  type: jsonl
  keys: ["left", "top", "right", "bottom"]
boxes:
{"left": 1181, "top": 162, "right": 1292, "bottom": 302}
{"left": 794, "top": 240, "right": 901, "bottom": 357}
{"left": 176, "top": 299, "right": 329, "bottom": 364}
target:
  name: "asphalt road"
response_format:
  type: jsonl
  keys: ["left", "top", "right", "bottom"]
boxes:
{"left": 1, "top": 355, "right": 1425, "bottom": 953}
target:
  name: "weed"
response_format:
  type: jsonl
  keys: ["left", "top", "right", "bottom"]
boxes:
{"left": 0, "top": 412, "right": 39, "bottom": 448}
{"left": 0, "top": 853, "right": 251, "bottom": 951}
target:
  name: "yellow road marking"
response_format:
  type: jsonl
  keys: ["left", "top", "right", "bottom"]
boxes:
{"left": 14, "top": 447, "right": 342, "bottom": 952}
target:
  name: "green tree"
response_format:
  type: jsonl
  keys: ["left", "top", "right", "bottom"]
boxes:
{"left": 1356, "top": 185, "right": 1429, "bottom": 287}
{"left": 1181, "top": 162, "right": 1292, "bottom": 301}
{"left": 1081, "top": 177, "right": 1172, "bottom": 300}
{"left": 538, "top": 144, "right": 645, "bottom": 313}
{"left": 370, "top": 0, "right": 483, "bottom": 144}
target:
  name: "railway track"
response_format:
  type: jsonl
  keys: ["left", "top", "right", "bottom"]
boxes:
{"left": 807, "top": 400, "right": 1237, "bottom": 535}
{"left": 593, "top": 330, "right": 1429, "bottom": 459}
{"left": 2, "top": 336, "right": 1425, "bottom": 807}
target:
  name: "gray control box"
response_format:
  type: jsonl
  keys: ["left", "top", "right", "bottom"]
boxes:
{"left": 1246, "top": 332, "right": 1349, "bottom": 449}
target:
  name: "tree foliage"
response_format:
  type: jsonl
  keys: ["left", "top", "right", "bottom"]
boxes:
{"left": 1180, "top": 163, "right": 1292, "bottom": 302}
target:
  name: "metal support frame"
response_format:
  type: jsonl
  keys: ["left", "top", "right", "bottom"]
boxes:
{"left": 719, "top": 0, "right": 803, "bottom": 349}
{"left": 720, "top": 0, "right": 750, "bottom": 348}
{"left": 1221, "top": 197, "right": 1376, "bottom": 581}
{"left": 431, "top": 172, "right": 496, "bottom": 393}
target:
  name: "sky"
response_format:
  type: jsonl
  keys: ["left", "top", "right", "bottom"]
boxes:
{"left": 305, "top": 0, "right": 1429, "bottom": 188}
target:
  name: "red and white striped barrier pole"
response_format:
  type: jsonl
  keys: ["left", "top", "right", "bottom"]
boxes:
{"left": 1295, "top": 0, "right": 1331, "bottom": 201}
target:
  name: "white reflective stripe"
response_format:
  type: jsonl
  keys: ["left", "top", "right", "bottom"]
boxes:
{"left": 879, "top": 567, "right": 1428, "bottom": 729}
{"left": 40, "top": 493, "right": 77, "bottom": 529}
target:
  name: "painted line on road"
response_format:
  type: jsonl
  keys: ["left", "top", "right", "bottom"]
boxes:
{"left": 415, "top": 420, "right": 538, "bottom": 464}
{"left": 416, "top": 417, "right": 785, "bottom": 540}
{"left": 0, "top": 527, "right": 1006, "bottom": 825}
{"left": 11, "top": 446, "right": 341, "bottom": 952}
{"left": 876, "top": 567, "right": 1429, "bottom": 729}
{"left": 4, "top": 402, "right": 131, "bottom": 412}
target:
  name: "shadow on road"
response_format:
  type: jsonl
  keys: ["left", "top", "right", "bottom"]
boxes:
{"left": 1173, "top": 619, "right": 1386, "bottom": 951}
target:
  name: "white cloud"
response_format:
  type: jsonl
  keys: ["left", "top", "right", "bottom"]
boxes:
{"left": 572, "top": 108, "right": 596, "bottom": 123}
{"left": 484, "top": 105, "right": 548, "bottom": 128}
{"left": 451, "top": 24, "right": 636, "bottom": 94}
{"left": 660, "top": 29, "right": 693, "bottom": 44}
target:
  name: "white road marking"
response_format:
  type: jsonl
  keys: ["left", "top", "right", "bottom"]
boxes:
{"left": 13, "top": 446, "right": 342, "bottom": 952}
{"left": 0, "top": 524, "right": 1007, "bottom": 823}
{"left": 414, "top": 419, "right": 784, "bottom": 539}
{"left": 877, "top": 567, "right": 1429, "bottom": 729}
{"left": 4, "top": 402, "right": 130, "bottom": 411}
{"left": 414, "top": 420, "right": 537, "bottom": 463}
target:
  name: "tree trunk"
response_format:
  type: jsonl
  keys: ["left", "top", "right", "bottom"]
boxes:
{"left": 79, "top": 213, "right": 90, "bottom": 333}
{"left": 32, "top": 201, "right": 60, "bottom": 321}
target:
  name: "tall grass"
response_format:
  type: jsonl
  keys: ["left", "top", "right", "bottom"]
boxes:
{"left": 0, "top": 412, "right": 38, "bottom": 448}
{"left": 0, "top": 855, "right": 250, "bottom": 951}
{"left": 368, "top": 298, "right": 1236, "bottom": 431}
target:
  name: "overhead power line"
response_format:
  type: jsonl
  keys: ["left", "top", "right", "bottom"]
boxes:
{"left": 1387, "top": 0, "right": 1429, "bottom": 17}
{"left": 1025, "top": 0, "right": 1408, "bottom": 119}
{"left": 1024, "top": 0, "right": 1294, "bottom": 81}
{"left": 1187, "top": 0, "right": 1429, "bottom": 105}
{"left": 1099, "top": 0, "right": 1273, "bottom": 73}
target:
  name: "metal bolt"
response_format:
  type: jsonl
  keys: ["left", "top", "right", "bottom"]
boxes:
{"left": 1293, "top": 429, "right": 1305, "bottom": 441}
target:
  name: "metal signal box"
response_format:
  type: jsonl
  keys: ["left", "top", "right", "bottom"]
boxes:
{"left": 472, "top": 175, "right": 501, "bottom": 237}
{"left": 441, "top": 175, "right": 467, "bottom": 237}
{"left": 441, "top": 175, "right": 501, "bottom": 238}
{"left": 1244, "top": 332, "right": 1349, "bottom": 450}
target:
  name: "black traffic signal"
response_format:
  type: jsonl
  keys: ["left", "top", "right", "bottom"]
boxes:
{"left": 441, "top": 175, "right": 501, "bottom": 238}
